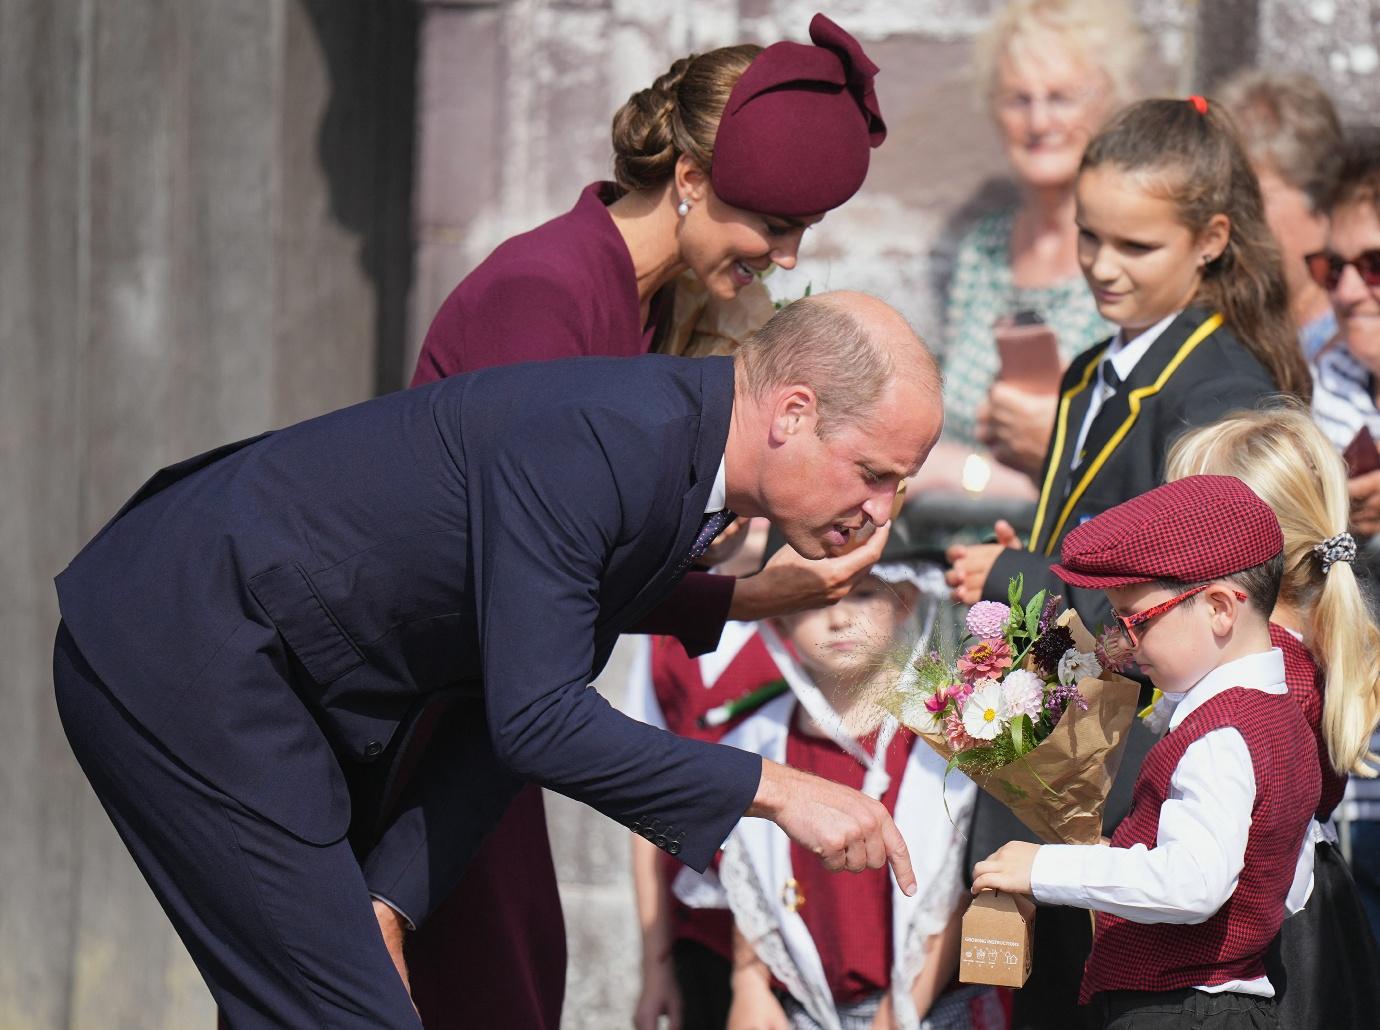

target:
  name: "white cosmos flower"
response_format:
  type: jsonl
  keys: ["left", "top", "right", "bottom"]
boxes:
{"left": 1058, "top": 648, "right": 1102, "bottom": 687}
{"left": 961, "top": 681, "right": 1008, "bottom": 741}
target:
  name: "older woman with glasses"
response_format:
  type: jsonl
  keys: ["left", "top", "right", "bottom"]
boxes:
{"left": 919, "top": 0, "right": 1139, "bottom": 499}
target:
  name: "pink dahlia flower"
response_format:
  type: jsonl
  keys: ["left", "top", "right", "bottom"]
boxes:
{"left": 965, "top": 601, "right": 1011, "bottom": 640}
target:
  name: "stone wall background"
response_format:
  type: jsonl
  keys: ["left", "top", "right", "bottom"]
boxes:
{"left": 4, "top": 1, "right": 1379, "bottom": 1027}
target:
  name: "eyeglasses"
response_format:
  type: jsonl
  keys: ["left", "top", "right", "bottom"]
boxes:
{"left": 1113, "top": 586, "right": 1249, "bottom": 649}
{"left": 1304, "top": 249, "right": 1380, "bottom": 291}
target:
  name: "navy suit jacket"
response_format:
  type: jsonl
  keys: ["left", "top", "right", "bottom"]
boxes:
{"left": 56, "top": 354, "right": 760, "bottom": 918}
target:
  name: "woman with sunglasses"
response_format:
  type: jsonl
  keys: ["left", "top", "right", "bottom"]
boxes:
{"left": 1307, "top": 134, "right": 1380, "bottom": 537}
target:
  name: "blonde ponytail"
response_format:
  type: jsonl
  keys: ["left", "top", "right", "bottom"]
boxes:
{"left": 1165, "top": 401, "right": 1380, "bottom": 775}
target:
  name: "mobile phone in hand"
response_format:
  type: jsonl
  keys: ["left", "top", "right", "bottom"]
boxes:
{"left": 1344, "top": 425, "right": 1380, "bottom": 477}
{"left": 994, "top": 311, "right": 1063, "bottom": 395}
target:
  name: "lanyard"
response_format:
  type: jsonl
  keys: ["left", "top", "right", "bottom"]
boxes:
{"left": 755, "top": 622, "right": 898, "bottom": 799}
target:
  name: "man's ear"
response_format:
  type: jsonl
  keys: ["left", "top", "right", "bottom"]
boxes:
{"left": 768, "top": 384, "right": 819, "bottom": 445}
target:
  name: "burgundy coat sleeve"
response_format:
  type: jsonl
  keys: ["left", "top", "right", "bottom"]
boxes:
{"left": 629, "top": 571, "right": 734, "bottom": 657}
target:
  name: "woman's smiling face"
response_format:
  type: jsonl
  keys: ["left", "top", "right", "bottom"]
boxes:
{"left": 678, "top": 180, "right": 822, "bottom": 300}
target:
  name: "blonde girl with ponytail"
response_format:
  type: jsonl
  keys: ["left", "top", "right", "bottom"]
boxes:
{"left": 1165, "top": 400, "right": 1380, "bottom": 1027}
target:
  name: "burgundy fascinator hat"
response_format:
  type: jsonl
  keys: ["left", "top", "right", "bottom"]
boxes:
{"left": 711, "top": 13, "right": 886, "bottom": 218}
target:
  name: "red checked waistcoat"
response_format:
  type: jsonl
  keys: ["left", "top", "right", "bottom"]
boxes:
{"left": 1080, "top": 687, "right": 1320, "bottom": 1002}
{"left": 1271, "top": 624, "right": 1347, "bottom": 821}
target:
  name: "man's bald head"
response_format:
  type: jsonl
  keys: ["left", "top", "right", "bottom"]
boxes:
{"left": 734, "top": 291, "right": 940, "bottom": 437}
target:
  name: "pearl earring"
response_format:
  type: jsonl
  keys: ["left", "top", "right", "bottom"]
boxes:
{"left": 677, "top": 198, "right": 691, "bottom": 217}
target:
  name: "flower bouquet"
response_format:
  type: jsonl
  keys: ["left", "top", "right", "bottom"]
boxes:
{"left": 884, "top": 575, "right": 1140, "bottom": 847}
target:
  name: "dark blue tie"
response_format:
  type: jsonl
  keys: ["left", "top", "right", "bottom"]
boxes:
{"left": 678, "top": 509, "right": 735, "bottom": 573}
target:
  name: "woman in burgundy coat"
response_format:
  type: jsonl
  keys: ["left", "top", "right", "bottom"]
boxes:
{"left": 384, "top": 15, "right": 892, "bottom": 1028}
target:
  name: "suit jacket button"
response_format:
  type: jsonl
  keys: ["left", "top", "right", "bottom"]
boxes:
{"left": 667, "top": 841, "right": 681, "bottom": 856}
{"left": 364, "top": 740, "right": 382, "bottom": 758}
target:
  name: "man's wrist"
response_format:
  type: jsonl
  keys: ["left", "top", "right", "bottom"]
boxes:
{"left": 744, "top": 757, "right": 782, "bottom": 819}
{"left": 727, "top": 573, "right": 771, "bottom": 622}
{"left": 371, "top": 893, "right": 416, "bottom": 932}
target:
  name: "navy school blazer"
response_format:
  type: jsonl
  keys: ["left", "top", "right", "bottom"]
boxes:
{"left": 55, "top": 354, "right": 761, "bottom": 913}
{"left": 985, "top": 307, "right": 1279, "bottom": 626}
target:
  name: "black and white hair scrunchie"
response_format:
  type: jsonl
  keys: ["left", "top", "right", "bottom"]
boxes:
{"left": 1314, "top": 532, "right": 1357, "bottom": 575}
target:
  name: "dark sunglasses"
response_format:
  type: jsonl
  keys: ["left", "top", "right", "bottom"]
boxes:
{"left": 1304, "top": 249, "right": 1380, "bottom": 291}
{"left": 1114, "top": 585, "right": 1249, "bottom": 649}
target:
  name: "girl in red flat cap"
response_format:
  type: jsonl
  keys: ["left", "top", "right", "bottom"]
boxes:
{"left": 343, "top": 16, "right": 894, "bottom": 1030}
{"left": 974, "top": 475, "right": 1321, "bottom": 1029}
{"left": 1165, "top": 404, "right": 1380, "bottom": 1029}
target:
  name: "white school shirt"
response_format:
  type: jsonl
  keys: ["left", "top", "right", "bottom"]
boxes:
{"left": 1030, "top": 649, "right": 1295, "bottom": 999}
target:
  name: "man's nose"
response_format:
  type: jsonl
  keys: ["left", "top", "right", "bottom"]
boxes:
{"left": 860, "top": 489, "right": 897, "bottom": 527}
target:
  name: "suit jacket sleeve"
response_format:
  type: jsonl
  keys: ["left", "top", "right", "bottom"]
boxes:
{"left": 364, "top": 402, "right": 759, "bottom": 925}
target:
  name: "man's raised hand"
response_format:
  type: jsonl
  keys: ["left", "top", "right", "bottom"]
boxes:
{"left": 746, "top": 758, "right": 916, "bottom": 895}
{"left": 729, "top": 523, "right": 892, "bottom": 621}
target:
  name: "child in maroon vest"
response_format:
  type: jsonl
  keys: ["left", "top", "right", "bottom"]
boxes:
{"left": 973, "top": 476, "right": 1320, "bottom": 1029}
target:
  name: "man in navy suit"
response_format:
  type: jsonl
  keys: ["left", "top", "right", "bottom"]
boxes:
{"left": 53, "top": 292, "right": 942, "bottom": 1027}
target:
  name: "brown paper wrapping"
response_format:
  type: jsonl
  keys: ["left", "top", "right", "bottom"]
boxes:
{"left": 915, "top": 610, "right": 1140, "bottom": 846}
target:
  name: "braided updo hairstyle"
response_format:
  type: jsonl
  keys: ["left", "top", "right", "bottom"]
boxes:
{"left": 611, "top": 45, "right": 762, "bottom": 193}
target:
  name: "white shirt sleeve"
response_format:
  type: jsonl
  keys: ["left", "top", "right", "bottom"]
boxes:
{"left": 620, "top": 635, "right": 666, "bottom": 730}
{"left": 1030, "top": 727, "right": 1255, "bottom": 924}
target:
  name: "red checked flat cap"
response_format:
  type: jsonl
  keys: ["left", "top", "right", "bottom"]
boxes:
{"left": 1051, "top": 475, "right": 1284, "bottom": 589}
{"left": 711, "top": 13, "right": 886, "bottom": 218}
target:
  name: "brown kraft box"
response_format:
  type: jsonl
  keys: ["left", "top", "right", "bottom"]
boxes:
{"left": 959, "top": 890, "right": 1036, "bottom": 988}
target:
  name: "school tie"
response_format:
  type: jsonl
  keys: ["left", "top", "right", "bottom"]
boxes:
{"left": 680, "top": 509, "right": 735, "bottom": 572}
{"left": 1099, "top": 359, "right": 1122, "bottom": 395}
{"left": 1072, "top": 361, "right": 1124, "bottom": 473}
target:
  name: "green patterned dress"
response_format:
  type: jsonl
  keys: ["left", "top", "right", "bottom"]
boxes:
{"left": 940, "top": 207, "right": 1112, "bottom": 448}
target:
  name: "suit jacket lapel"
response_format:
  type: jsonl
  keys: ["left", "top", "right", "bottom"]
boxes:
{"left": 1029, "top": 348, "right": 1104, "bottom": 553}
{"left": 1074, "top": 310, "right": 1208, "bottom": 468}
{"left": 1040, "top": 308, "right": 1223, "bottom": 554}
{"left": 612, "top": 357, "right": 736, "bottom": 629}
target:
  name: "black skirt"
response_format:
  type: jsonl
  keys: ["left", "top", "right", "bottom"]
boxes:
{"left": 1265, "top": 840, "right": 1380, "bottom": 1028}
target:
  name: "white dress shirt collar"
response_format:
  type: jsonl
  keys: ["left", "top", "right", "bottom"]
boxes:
{"left": 1104, "top": 309, "right": 1180, "bottom": 382}
{"left": 1165, "top": 647, "right": 1287, "bottom": 732}
{"left": 705, "top": 455, "right": 728, "bottom": 513}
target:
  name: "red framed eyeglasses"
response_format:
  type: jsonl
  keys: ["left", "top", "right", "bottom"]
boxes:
{"left": 1304, "top": 248, "right": 1380, "bottom": 291}
{"left": 1114, "top": 585, "right": 1249, "bottom": 649}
